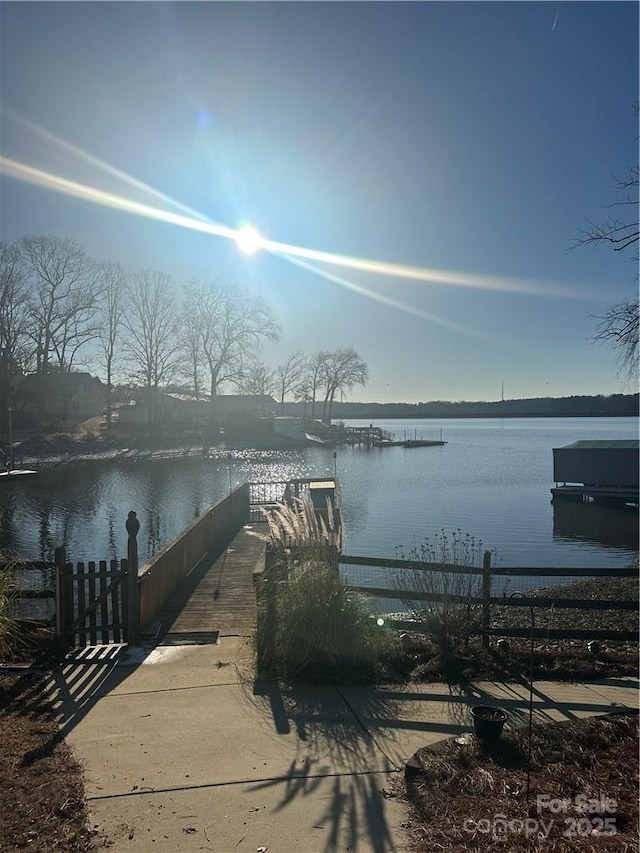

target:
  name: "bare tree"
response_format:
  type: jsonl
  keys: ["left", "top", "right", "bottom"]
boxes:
{"left": 0, "top": 241, "right": 30, "bottom": 368}
{"left": 96, "top": 262, "right": 127, "bottom": 427}
{"left": 21, "top": 235, "right": 98, "bottom": 373}
{"left": 187, "top": 282, "right": 279, "bottom": 397}
{"left": 235, "top": 359, "right": 276, "bottom": 396}
{"left": 592, "top": 300, "right": 638, "bottom": 380}
{"left": 306, "top": 350, "right": 330, "bottom": 420}
{"left": 275, "top": 351, "right": 307, "bottom": 415}
{"left": 574, "top": 120, "right": 639, "bottom": 380}
{"left": 124, "top": 270, "right": 181, "bottom": 426}
{"left": 320, "top": 348, "right": 369, "bottom": 423}
{"left": 294, "top": 381, "right": 313, "bottom": 417}
{"left": 180, "top": 285, "right": 206, "bottom": 402}
{"left": 0, "top": 241, "right": 31, "bottom": 439}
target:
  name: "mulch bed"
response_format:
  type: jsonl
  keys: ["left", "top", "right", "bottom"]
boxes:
{"left": 0, "top": 671, "right": 95, "bottom": 853}
{"left": 379, "top": 574, "right": 638, "bottom": 684}
{"left": 398, "top": 713, "right": 639, "bottom": 852}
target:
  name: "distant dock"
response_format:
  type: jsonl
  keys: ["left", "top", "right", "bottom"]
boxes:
{"left": 373, "top": 438, "right": 447, "bottom": 448}
{"left": 329, "top": 424, "right": 446, "bottom": 448}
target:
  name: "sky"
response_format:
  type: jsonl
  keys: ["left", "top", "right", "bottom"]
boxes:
{"left": 1, "top": 1, "right": 638, "bottom": 404}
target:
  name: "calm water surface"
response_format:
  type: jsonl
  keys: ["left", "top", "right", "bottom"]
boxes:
{"left": 2, "top": 418, "right": 637, "bottom": 571}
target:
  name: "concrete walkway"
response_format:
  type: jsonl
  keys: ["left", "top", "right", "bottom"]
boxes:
{"left": 42, "top": 637, "right": 638, "bottom": 853}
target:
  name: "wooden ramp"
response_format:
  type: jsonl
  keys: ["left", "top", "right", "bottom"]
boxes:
{"left": 150, "top": 523, "right": 267, "bottom": 643}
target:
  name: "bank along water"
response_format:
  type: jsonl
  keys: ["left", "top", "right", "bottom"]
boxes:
{"left": 2, "top": 418, "right": 637, "bottom": 614}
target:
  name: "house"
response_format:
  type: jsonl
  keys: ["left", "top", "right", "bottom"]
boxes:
{"left": 13, "top": 372, "right": 105, "bottom": 425}
{"left": 212, "top": 395, "right": 277, "bottom": 422}
{"left": 117, "top": 394, "right": 277, "bottom": 429}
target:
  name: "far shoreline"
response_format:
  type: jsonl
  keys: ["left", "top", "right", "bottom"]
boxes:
{"left": 341, "top": 411, "right": 638, "bottom": 420}
{"left": 6, "top": 410, "right": 637, "bottom": 468}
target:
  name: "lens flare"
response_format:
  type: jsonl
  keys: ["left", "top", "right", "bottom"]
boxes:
{"left": 0, "top": 146, "right": 598, "bottom": 310}
{"left": 235, "top": 223, "right": 263, "bottom": 255}
{"left": 281, "top": 253, "right": 495, "bottom": 342}
{"left": 0, "top": 156, "right": 236, "bottom": 241}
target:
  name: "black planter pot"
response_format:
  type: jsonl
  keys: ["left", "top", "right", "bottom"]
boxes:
{"left": 471, "top": 705, "right": 508, "bottom": 740}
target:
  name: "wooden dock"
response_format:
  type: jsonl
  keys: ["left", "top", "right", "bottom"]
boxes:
{"left": 329, "top": 425, "right": 393, "bottom": 445}
{"left": 374, "top": 439, "right": 447, "bottom": 448}
{"left": 149, "top": 523, "right": 267, "bottom": 642}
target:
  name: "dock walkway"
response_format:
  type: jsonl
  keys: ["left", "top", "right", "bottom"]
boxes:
{"left": 148, "top": 522, "right": 267, "bottom": 642}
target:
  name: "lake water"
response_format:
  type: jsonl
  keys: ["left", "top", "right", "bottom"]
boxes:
{"left": 2, "top": 418, "right": 637, "bottom": 580}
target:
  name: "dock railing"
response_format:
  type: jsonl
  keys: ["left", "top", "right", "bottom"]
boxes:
{"left": 328, "top": 424, "right": 394, "bottom": 445}
{"left": 249, "top": 477, "right": 341, "bottom": 521}
{"left": 338, "top": 553, "right": 639, "bottom": 644}
{"left": 138, "top": 483, "right": 250, "bottom": 630}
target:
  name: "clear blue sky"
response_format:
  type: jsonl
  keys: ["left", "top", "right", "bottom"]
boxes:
{"left": 1, "top": 2, "right": 638, "bottom": 403}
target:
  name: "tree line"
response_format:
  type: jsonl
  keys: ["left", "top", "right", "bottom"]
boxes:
{"left": 0, "top": 235, "right": 368, "bottom": 427}
{"left": 303, "top": 393, "right": 639, "bottom": 420}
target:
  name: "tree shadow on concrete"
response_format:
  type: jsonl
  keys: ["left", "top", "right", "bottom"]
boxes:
{"left": 248, "top": 678, "right": 469, "bottom": 853}
{"left": 248, "top": 679, "right": 401, "bottom": 852}
{"left": 13, "top": 645, "right": 144, "bottom": 766}
{"left": 245, "top": 673, "right": 634, "bottom": 852}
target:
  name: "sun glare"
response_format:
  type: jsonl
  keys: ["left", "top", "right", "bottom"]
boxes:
{"left": 0, "top": 150, "right": 589, "bottom": 301}
{"left": 235, "top": 223, "right": 263, "bottom": 255}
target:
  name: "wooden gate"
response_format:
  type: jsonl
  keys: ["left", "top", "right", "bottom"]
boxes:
{"left": 54, "top": 511, "right": 141, "bottom": 646}
{"left": 55, "top": 549, "right": 129, "bottom": 645}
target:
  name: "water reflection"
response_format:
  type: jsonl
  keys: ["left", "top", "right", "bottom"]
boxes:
{"left": 1, "top": 418, "right": 637, "bottom": 569}
{"left": 553, "top": 500, "right": 639, "bottom": 550}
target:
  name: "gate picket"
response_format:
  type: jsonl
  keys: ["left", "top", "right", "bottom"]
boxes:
{"left": 100, "top": 564, "right": 110, "bottom": 644}
{"left": 121, "top": 557, "right": 129, "bottom": 643}
{"left": 77, "top": 562, "right": 86, "bottom": 646}
{"left": 110, "top": 560, "right": 121, "bottom": 643}
{"left": 88, "top": 561, "right": 97, "bottom": 645}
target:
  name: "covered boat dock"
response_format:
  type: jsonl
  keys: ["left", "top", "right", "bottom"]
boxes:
{"left": 551, "top": 439, "right": 639, "bottom": 507}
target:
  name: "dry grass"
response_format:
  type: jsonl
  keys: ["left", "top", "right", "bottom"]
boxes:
{"left": 0, "top": 560, "right": 22, "bottom": 659}
{"left": 400, "top": 713, "right": 639, "bottom": 852}
{"left": 262, "top": 490, "right": 341, "bottom": 555}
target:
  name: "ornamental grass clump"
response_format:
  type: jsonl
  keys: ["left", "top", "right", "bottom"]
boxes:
{"left": 266, "top": 561, "right": 392, "bottom": 681}
{"left": 258, "top": 494, "right": 392, "bottom": 681}
{"left": 0, "top": 557, "right": 20, "bottom": 658}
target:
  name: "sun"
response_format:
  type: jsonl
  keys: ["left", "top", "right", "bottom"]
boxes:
{"left": 235, "top": 223, "right": 263, "bottom": 255}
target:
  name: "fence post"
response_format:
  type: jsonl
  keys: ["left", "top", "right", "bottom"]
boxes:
{"left": 482, "top": 550, "right": 492, "bottom": 649}
{"left": 126, "top": 511, "right": 140, "bottom": 644}
{"left": 54, "top": 546, "right": 67, "bottom": 644}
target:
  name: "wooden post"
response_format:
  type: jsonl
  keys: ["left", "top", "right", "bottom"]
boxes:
{"left": 54, "top": 546, "right": 67, "bottom": 643}
{"left": 482, "top": 550, "right": 492, "bottom": 649}
{"left": 126, "top": 511, "right": 140, "bottom": 644}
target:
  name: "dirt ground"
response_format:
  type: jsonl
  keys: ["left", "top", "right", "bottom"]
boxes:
{"left": 0, "top": 671, "right": 96, "bottom": 853}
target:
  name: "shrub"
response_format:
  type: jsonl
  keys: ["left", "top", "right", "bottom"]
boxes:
{"left": 261, "top": 560, "right": 393, "bottom": 681}
{"left": 393, "top": 530, "right": 490, "bottom": 670}
{"left": 257, "top": 494, "right": 392, "bottom": 681}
